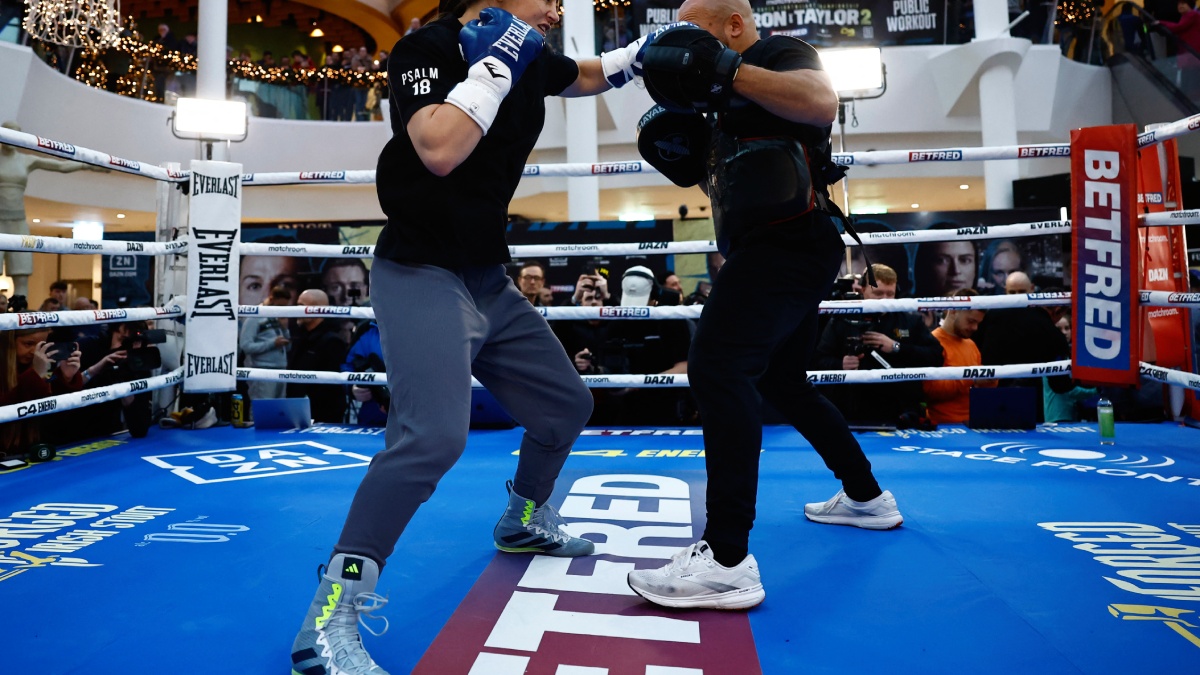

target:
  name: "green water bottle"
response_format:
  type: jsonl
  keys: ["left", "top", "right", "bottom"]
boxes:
{"left": 1097, "top": 397, "right": 1115, "bottom": 445}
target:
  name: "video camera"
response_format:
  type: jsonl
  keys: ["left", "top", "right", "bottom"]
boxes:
{"left": 120, "top": 328, "right": 167, "bottom": 372}
{"left": 829, "top": 274, "right": 862, "bottom": 302}
{"left": 841, "top": 317, "right": 881, "bottom": 358}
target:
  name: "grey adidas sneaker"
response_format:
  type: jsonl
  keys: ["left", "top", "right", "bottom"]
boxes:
{"left": 291, "top": 553, "right": 390, "bottom": 675}
{"left": 493, "top": 480, "right": 595, "bottom": 557}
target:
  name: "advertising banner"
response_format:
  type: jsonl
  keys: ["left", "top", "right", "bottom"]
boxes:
{"left": 184, "top": 160, "right": 242, "bottom": 393}
{"left": 1070, "top": 125, "right": 1141, "bottom": 386}
{"left": 629, "top": 0, "right": 945, "bottom": 46}
{"left": 1137, "top": 138, "right": 1198, "bottom": 420}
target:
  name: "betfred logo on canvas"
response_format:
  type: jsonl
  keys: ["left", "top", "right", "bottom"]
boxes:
{"left": 414, "top": 472, "right": 761, "bottom": 673}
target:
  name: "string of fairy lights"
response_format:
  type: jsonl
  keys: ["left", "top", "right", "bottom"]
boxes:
{"left": 40, "top": 17, "right": 385, "bottom": 103}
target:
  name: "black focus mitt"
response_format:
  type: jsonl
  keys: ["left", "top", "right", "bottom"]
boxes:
{"left": 636, "top": 105, "right": 710, "bottom": 188}
{"left": 639, "top": 24, "right": 742, "bottom": 114}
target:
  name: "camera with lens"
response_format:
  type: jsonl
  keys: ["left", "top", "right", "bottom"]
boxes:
{"left": 829, "top": 274, "right": 862, "bottom": 301}
{"left": 119, "top": 328, "right": 167, "bottom": 374}
{"left": 7, "top": 294, "right": 28, "bottom": 313}
{"left": 842, "top": 317, "right": 879, "bottom": 357}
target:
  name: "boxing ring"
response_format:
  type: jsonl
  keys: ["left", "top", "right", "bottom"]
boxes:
{"left": 2, "top": 116, "right": 1200, "bottom": 674}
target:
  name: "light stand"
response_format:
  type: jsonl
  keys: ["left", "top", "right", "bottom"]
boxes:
{"left": 820, "top": 47, "right": 887, "bottom": 274}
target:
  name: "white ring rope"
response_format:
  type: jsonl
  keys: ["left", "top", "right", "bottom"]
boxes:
{"left": 238, "top": 292, "right": 1070, "bottom": 323}
{"left": 0, "top": 232, "right": 188, "bottom": 256}
{"left": 0, "top": 367, "right": 184, "bottom": 424}
{"left": 1139, "top": 363, "right": 1200, "bottom": 391}
{"left": 239, "top": 221, "right": 1077, "bottom": 262}
{"left": 0, "top": 304, "right": 184, "bottom": 331}
{"left": 1141, "top": 210, "right": 1200, "bottom": 227}
{"left": 229, "top": 112, "right": 1200, "bottom": 185}
{"left": 239, "top": 360, "right": 1075, "bottom": 389}
{"left": 3, "top": 212, "right": 1187, "bottom": 259}
{"left": 0, "top": 126, "right": 187, "bottom": 183}
{"left": 4, "top": 113, "right": 1196, "bottom": 189}
{"left": 1138, "top": 114, "right": 1200, "bottom": 147}
{"left": 1139, "top": 291, "right": 1200, "bottom": 308}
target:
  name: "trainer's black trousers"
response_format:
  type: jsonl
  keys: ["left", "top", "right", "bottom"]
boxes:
{"left": 691, "top": 214, "right": 883, "bottom": 560}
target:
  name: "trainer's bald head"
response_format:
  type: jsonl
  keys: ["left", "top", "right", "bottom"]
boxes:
{"left": 298, "top": 288, "right": 330, "bottom": 306}
{"left": 1005, "top": 271, "right": 1033, "bottom": 294}
{"left": 678, "top": 0, "right": 759, "bottom": 50}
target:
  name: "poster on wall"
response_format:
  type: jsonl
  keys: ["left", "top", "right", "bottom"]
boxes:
{"left": 101, "top": 231, "right": 155, "bottom": 309}
{"left": 839, "top": 208, "right": 1065, "bottom": 298}
{"left": 239, "top": 220, "right": 383, "bottom": 308}
{"left": 629, "top": 0, "right": 945, "bottom": 47}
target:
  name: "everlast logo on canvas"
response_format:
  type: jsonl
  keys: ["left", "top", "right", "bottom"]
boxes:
{"left": 187, "top": 352, "right": 235, "bottom": 378}
{"left": 191, "top": 228, "right": 236, "bottom": 319}
{"left": 191, "top": 173, "right": 239, "bottom": 198}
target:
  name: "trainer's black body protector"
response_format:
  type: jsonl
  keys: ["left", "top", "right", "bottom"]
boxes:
{"left": 700, "top": 35, "right": 850, "bottom": 257}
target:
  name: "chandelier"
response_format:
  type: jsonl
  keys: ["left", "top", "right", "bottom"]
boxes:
{"left": 23, "top": 0, "right": 122, "bottom": 50}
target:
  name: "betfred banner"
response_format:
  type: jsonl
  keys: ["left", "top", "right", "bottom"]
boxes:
{"left": 184, "top": 160, "right": 242, "bottom": 393}
{"left": 414, "top": 472, "right": 761, "bottom": 673}
{"left": 632, "top": 0, "right": 944, "bottom": 46}
{"left": 1137, "top": 138, "right": 1198, "bottom": 420}
{"left": 1070, "top": 125, "right": 1141, "bottom": 386}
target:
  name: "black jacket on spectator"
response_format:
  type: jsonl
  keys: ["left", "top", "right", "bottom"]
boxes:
{"left": 975, "top": 307, "right": 1069, "bottom": 369}
{"left": 973, "top": 307, "right": 1075, "bottom": 418}
{"left": 553, "top": 319, "right": 691, "bottom": 425}
{"left": 813, "top": 312, "right": 944, "bottom": 425}
{"left": 288, "top": 320, "right": 349, "bottom": 423}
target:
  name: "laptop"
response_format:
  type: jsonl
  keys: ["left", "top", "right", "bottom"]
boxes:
{"left": 968, "top": 386, "right": 1038, "bottom": 430}
{"left": 251, "top": 398, "right": 312, "bottom": 430}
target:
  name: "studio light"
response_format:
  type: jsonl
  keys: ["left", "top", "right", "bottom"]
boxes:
{"left": 819, "top": 47, "right": 885, "bottom": 98}
{"left": 172, "top": 97, "right": 248, "bottom": 141}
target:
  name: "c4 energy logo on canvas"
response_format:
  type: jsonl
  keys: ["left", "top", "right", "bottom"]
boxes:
{"left": 142, "top": 441, "right": 372, "bottom": 484}
{"left": 1042, "top": 521, "right": 1200, "bottom": 650}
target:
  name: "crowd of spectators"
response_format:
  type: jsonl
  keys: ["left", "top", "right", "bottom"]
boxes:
{"left": 1, "top": 230, "right": 1192, "bottom": 453}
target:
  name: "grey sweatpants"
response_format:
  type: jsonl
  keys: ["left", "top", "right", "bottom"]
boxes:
{"left": 334, "top": 259, "right": 593, "bottom": 567}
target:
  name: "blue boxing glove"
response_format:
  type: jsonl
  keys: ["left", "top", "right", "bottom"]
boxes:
{"left": 446, "top": 7, "right": 544, "bottom": 134}
{"left": 600, "top": 22, "right": 697, "bottom": 89}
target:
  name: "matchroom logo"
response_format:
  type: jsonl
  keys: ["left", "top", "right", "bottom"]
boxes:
{"left": 413, "top": 472, "right": 761, "bottom": 673}
{"left": 141, "top": 441, "right": 373, "bottom": 484}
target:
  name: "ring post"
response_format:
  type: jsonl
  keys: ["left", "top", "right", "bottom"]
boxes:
{"left": 183, "top": 160, "right": 242, "bottom": 393}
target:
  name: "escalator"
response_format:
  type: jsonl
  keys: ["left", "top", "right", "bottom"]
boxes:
{"left": 1102, "top": 1, "right": 1200, "bottom": 150}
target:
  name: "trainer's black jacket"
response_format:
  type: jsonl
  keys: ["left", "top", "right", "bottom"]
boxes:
{"left": 374, "top": 16, "right": 579, "bottom": 269}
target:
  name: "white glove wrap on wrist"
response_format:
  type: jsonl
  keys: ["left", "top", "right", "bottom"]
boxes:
{"left": 446, "top": 55, "right": 513, "bottom": 134}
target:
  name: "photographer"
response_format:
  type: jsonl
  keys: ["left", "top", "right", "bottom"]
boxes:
{"left": 814, "top": 264, "right": 944, "bottom": 427}
{"left": 341, "top": 321, "right": 388, "bottom": 426}
{"left": 239, "top": 285, "right": 293, "bottom": 401}
{"left": 571, "top": 263, "right": 611, "bottom": 307}
{"left": 55, "top": 321, "right": 162, "bottom": 442}
{"left": 1, "top": 328, "right": 83, "bottom": 458}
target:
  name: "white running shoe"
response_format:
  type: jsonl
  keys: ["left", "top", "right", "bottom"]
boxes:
{"left": 626, "top": 541, "right": 765, "bottom": 610}
{"left": 804, "top": 489, "right": 903, "bottom": 530}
